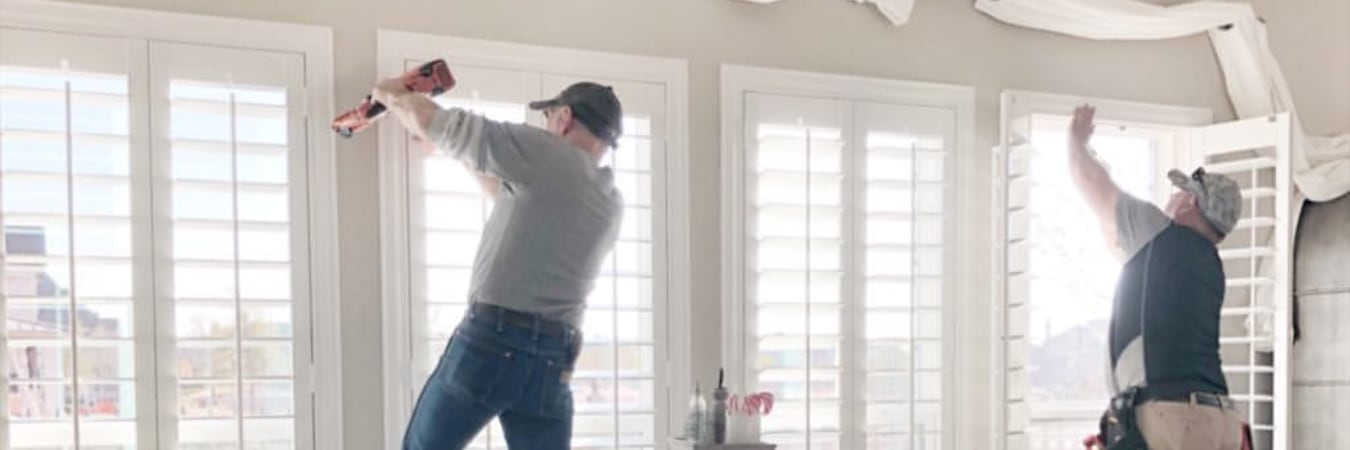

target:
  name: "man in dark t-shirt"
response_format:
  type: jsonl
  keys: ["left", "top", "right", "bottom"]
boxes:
{"left": 1068, "top": 105, "right": 1246, "bottom": 450}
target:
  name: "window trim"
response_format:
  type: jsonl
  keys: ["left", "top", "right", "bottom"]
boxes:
{"left": 0, "top": 1, "right": 343, "bottom": 449}
{"left": 719, "top": 64, "right": 976, "bottom": 449}
{"left": 990, "top": 90, "right": 1213, "bottom": 450}
{"left": 375, "top": 30, "right": 691, "bottom": 450}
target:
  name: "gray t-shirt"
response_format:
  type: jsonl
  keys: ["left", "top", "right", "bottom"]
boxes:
{"left": 427, "top": 107, "right": 624, "bottom": 327}
{"left": 1115, "top": 193, "right": 1170, "bottom": 259}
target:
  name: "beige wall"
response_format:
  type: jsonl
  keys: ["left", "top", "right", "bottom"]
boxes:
{"left": 1252, "top": 0, "right": 1350, "bottom": 136}
{"left": 42, "top": 0, "right": 1347, "bottom": 447}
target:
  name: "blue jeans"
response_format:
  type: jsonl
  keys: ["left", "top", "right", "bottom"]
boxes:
{"left": 402, "top": 306, "right": 581, "bottom": 450}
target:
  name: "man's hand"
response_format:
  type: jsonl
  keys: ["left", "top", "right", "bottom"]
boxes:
{"left": 370, "top": 76, "right": 440, "bottom": 141}
{"left": 1070, "top": 104, "right": 1096, "bottom": 150}
{"left": 371, "top": 76, "right": 409, "bottom": 106}
{"left": 1082, "top": 433, "right": 1105, "bottom": 450}
{"left": 372, "top": 65, "right": 443, "bottom": 105}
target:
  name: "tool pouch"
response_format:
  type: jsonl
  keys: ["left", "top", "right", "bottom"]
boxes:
{"left": 1098, "top": 387, "right": 1148, "bottom": 450}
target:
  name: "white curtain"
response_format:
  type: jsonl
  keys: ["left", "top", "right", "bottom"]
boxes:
{"left": 734, "top": 0, "right": 917, "bottom": 26}
{"left": 976, "top": 0, "right": 1350, "bottom": 202}
{"left": 866, "top": 0, "right": 916, "bottom": 25}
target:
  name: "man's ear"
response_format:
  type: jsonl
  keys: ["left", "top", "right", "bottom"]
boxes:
{"left": 555, "top": 106, "right": 574, "bottom": 133}
{"left": 1180, "top": 194, "right": 1200, "bottom": 215}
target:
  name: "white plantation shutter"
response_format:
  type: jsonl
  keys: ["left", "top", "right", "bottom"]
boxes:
{"left": 149, "top": 42, "right": 311, "bottom": 450}
{"left": 3, "top": 26, "right": 321, "bottom": 450}
{"left": 2, "top": 28, "right": 146, "bottom": 450}
{"left": 410, "top": 62, "right": 534, "bottom": 450}
{"left": 741, "top": 93, "right": 953, "bottom": 450}
{"left": 747, "top": 93, "right": 848, "bottom": 450}
{"left": 541, "top": 74, "right": 669, "bottom": 450}
{"left": 391, "top": 58, "right": 672, "bottom": 450}
{"left": 414, "top": 63, "right": 533, "bottom": 378}
{"left": 994, "top": 112, "right": 1033, "bottom": 450}
{"left": 1187, "top": 114, "right": 1294, "bottom": 450}
{"left": 854, "top": 102, "right": 951, "bottom": 450}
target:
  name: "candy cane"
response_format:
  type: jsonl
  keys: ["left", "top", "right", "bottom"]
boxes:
{"left": 727, "top": 392, "right": 776, "bottom": 416}
{"left": 758, "top": 392, "right": 775, "bottom": 415}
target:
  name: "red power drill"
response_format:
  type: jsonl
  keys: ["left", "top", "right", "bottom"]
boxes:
{"left": 331, "top": 59, "right": 455, "bottom": 138}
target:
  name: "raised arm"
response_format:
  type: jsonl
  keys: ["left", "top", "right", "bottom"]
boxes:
{"left": 373, "top": 76, "right": 563, "bottom": 185}
{"left": 1067, "top": 105, "right": 1124, "bottom": 251}
{"left": 409, "top": 135, "right": 503, "bottom": 199}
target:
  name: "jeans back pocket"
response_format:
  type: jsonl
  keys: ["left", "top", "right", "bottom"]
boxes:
{"left": 438, "top": 334, "right": 514, "bottom": 405}
{"left": 537, "top": 357, "right": 574, "bottom": 420}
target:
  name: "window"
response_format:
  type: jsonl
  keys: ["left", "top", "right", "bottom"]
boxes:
{"left": 993, "top": 91, "right": 1296, "bottom": 450}
{"left": 721, "top": 65, "right": 974, "bottom": 450}
{"left": 3, "top": 30, "right": 142, "bottom": 450}
{"left": 2, "top": 4, "right": 338, "bottom": 449}
{"left": 154, "top": 43, "right": 309, "bottom": 450}
{"left": 999, "top": 113, "right": 1182, "bottom": 450}
{"left": 377, "top": 32, "right": 689, "bottom": 450}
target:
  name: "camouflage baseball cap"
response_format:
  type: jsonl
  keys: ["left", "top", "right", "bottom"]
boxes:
{"left": 1167, "top": 167, "right": 1242, "bottom": 237}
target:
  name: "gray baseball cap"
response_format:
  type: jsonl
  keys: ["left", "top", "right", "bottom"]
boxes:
{"left": 1167, "top": 167, "right": 1242, "bottom": 237}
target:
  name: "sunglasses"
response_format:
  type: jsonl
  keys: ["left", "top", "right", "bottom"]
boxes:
{"left": 1190, "top": 167, "right": 1208, "bottom": 196}
{"left": 1189, "top": 167, "right": 1228, "bottom": 238}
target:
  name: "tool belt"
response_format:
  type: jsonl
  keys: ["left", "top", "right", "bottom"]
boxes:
{"left": 1136, "top": 390, "right": 1236, "bottom": 409}
{"left": 1090, "top": 388, "right": 1255, "bottom": 450}
{"left": 1097, "top": 387, "right": 1148, "bottom": 450}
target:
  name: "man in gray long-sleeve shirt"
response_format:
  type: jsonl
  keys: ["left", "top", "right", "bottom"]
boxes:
{"left": 374, "top": 76, "right": 624, "bottom": 450}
